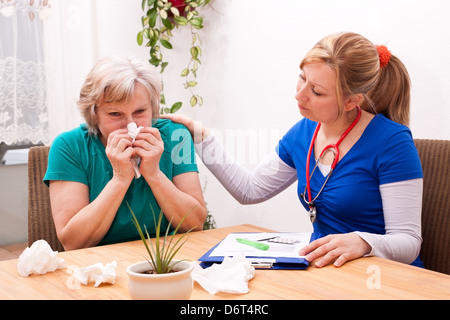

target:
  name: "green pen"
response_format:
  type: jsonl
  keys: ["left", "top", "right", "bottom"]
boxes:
{"left": 236, "top": 238, "right": 270, "bottom": 251}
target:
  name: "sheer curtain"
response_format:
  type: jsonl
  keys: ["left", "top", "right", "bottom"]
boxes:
{"left": 0, "top": 0, "right": 51, "bottom": 145}
{"left": 0, "top": 0, "right": 98, "bottom": 146}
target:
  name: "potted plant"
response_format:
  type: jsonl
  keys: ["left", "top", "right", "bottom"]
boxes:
{"left": 137, "top": 0, "right": 212, "bottom": 114}
{"left": 126, "top": 204, "right": 195, "bottom": 300}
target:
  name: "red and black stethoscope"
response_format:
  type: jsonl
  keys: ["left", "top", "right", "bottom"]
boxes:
{"left": 302, "top": 106, "right": 362, "bottom": 223}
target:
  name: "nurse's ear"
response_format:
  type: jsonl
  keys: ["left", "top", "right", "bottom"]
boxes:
{"left": 343, "top": 93, "right": 364, "bottom": 112}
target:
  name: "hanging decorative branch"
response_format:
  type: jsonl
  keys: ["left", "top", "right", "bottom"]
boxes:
{"left": 137, "top": 0, "right": 211, "bottom": 114}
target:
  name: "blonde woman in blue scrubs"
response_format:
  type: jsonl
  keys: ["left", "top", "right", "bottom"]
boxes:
{"left": 164, "top": 32, "right": 424, "bottom": 268}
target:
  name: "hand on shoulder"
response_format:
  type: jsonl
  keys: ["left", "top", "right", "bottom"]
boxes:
{"left": 160, "top": 113, "right": 209, "bottom": 143}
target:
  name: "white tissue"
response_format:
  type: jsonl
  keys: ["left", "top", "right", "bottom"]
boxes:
{"left": 17, "top": 240, "right": 66, "bottom": 277}
{"left": 72, "top": 260, "right": 117, "bottom": 287}
{"left": 127, "top": 122, "right": 143, "bottom": 143}
{"left": 192, "top": 255, "right": 255, "bottom": 295}
{"left": 127, "top": 122, "right": 144, "bottom": 178}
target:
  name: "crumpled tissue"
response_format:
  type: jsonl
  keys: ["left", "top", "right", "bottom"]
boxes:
{"left": 17, "top": 239, "right": 66, "bottom": 277}
{"left": 127, "top": 122, "right": 144, "bottom": 178}
{"left": 192, "top": 255, "right": 255, "bottom": 294}
{"left": 72, "top": 260, "right": 117, "bottom": 287}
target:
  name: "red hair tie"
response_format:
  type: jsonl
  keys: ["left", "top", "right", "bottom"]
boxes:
{"left": 376, "top": 45, "right": 391, "bottom": 68}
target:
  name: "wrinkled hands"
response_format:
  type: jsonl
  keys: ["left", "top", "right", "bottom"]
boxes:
{"left": 299, "top": 233, "right": 372, "bottom": 268}
{"left": 105, "top": 126, "right": 163, "bottom": 183}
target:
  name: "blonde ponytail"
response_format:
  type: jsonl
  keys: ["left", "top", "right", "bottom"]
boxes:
{"left": 364, "top": 54, "right": 411, "bottom": 126}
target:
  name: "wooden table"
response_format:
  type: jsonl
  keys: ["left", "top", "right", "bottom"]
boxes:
{"left": 0, "top": 224, "right": 449, "bottom": 300}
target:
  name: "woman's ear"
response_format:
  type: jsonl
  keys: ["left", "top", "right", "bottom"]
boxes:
{"left": 343, "top": 93, "right": 364, "bottom": 112}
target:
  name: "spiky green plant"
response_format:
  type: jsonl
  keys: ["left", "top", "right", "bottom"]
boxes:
{"left": 128, "top": 202, "right": 195, "bottom": 274}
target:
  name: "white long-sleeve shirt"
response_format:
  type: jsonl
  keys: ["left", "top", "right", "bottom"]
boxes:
{"left": 195, "top": 133, "right": 422, "bottom": 265}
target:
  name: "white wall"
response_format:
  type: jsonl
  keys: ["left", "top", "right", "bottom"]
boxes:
{"left": 49, "top": 0, "right": 450, "bottom": 233}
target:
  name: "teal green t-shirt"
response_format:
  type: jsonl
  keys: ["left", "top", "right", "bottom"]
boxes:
{"left": 44, "top": 119, "right": 198, "bottom": 245}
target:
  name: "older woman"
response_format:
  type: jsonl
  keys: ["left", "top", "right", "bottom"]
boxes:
{"left": 44, "top": 55, "right": 207, "bottom": 250}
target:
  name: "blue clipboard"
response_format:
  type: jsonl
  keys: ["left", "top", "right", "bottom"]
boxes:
{"left": 198, "top": 232, "right": 321, "bottom": 270}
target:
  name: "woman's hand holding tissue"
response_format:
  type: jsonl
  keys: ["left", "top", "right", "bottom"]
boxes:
{"left": 105, "top": 123, "right": 164, "bottom": 182}
{"left": 105, "top": 128, "right": 137, "bottom": 184}
{"left": 128, "top": 125, "right": 165, "bottom": 181}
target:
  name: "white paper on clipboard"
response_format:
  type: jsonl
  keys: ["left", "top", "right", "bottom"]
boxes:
{"left": 209, "top": 232, "right": 311, "bottom": 258}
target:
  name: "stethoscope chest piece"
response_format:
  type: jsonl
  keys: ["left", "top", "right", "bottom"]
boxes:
{"left": 309, "top": 205, "right": 317, "bottom": 223}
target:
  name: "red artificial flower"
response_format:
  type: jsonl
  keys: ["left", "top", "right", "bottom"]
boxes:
{"left": 169, "top": 0, "right": 187, "bottom": 11}
{"left": 168, "top": 0, "right": 188, "bottom": 18}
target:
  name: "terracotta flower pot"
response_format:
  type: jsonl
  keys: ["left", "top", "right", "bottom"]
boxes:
{"left": 126, "top": 260, "right": 194, "bottom": 300}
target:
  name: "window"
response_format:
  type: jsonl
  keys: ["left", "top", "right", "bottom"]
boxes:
{"left": 0, "top": 0, "right": 50, "bottom": 165}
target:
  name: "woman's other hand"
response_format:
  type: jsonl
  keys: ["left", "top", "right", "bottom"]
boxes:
{"left": 133, "top": 126, "right": 164, "bottom": 180}
{"left": 105, "top": 128, "right": 135, "bottom": 183}
{"left": 299, "top": 233, "right": 372, "bottom": 268}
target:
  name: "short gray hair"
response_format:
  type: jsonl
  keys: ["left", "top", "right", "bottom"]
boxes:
{"left": 77, "top": 55, "right": 162, "bottom": 136}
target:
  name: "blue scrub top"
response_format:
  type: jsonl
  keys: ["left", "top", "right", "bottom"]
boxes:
{"left": 277, "top": 114, "right": 423, "bottom": 266}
